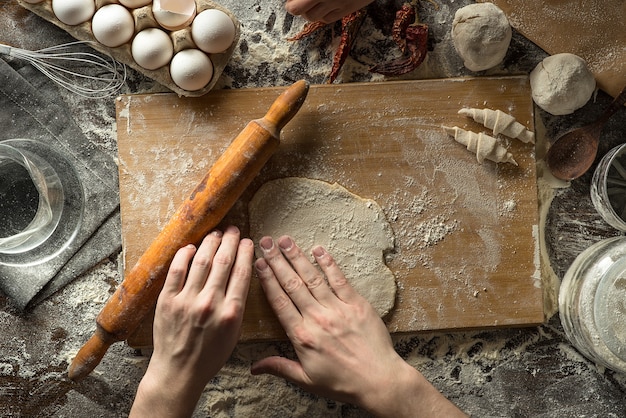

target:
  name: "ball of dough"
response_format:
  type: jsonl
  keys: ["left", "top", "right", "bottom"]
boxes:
{"left": 451, "top": 3, "right": 512, "bottom": 71}
{"left": 530, "top": 53, "right": 596, "bottom": 115}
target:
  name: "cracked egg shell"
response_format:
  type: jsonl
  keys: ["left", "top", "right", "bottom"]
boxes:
{"left": 153, "top": 0, "right": 196, "bottom": 31}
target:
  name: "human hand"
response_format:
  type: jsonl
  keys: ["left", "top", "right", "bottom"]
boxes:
{"left": 130, "top": 226, "right": 254, "bottom": 418}
{"left": 252, "top": 236, "right": 466, "bottom": 417}
{"left": 284, "top": 0, "right": 374, "bottom": 23}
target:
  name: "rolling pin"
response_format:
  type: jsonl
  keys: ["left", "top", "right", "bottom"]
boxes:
{"left": 68, "top": 79, "right": 310, "bottom": 381}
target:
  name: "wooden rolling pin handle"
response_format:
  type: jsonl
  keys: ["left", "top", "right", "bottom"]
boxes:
{"left": 67, "top": 80, "right": 310, "bottom": 382}
{"left": 258, "top": 79, "right": 310, "bottom": 136}
{"left": 67, "top": 327, "right": 114, "bottom": 382}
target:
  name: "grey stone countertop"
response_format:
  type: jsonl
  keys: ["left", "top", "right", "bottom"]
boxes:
{"left": 1, "top": 0, "right": 625, "bottom": 416}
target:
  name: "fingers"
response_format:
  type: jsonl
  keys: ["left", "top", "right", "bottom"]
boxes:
{"left": 256, "top": 236, "right": 361, "bottom": 316}
{"left": 198, "top": 225, "right": 243, "bottom": 295}
{"left": 284, "top": 0, "right": 312, "bottom": 18}
{"left": 258, "top": 236, "right": 317, "bottom": 311}
{"left": 312, "top": 245, "right": 360, "bottom": 305}
{"left": 300, "top": 3, "right": 339, "bottom": 23}
{"left": 275, "top": 236, "right": 337, "bottom": 306}
{"left": 319, "top": 8, "right": 347, "bottom": 24}
{"left": 223, "top": 238, "right": 254, "bottom": 307}
{"left": 255, "top": 256, "right": 303, "bottom": 331}
{"left": 250, "top": 356, "right": 308, "bottom": 385}
{"left": 181, "top": 230, "right": 223, "bottom": 294}
{"left": 167, "top": 226, "right": 253, "bottom": 302}
{"left": 161, "top": 244, "right": 197, "bottom": 297}
{"left": 284, "top": 0, "right": 342, "bottom": 23}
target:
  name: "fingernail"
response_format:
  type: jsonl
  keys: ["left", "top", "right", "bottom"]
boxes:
{"left": 212, "top": 230, "right": 223, "bottom": 238}
{"left": 255, "top": 259, "right": 268, "bottom": 271}
{"left": 278, "top": 236, "right": 293, "bottom": 251}
{"left": 259, "top": 237, "right": 274, "bottom": 251}
{"left": 312, "top": 246, "right": 325, "bottom": 257}
{"left": 225, "top": 225, "right": 239, "bottom": 234}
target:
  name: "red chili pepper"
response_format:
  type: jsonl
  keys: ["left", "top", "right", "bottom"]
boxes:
{"left": 370, "top": 22, "right": 429, "bottom": 76}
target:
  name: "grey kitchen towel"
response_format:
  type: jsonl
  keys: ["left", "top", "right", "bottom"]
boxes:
{"left": 0, "top": 58, "right": 121, "bottom": 310}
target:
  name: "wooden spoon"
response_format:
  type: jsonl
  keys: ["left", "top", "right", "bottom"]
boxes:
{"left": 546, "top": 86, "right": 626, "bottom": 181}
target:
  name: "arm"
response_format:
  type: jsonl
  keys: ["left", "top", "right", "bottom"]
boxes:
{"left": 252, "top": 235, "right": 467, "bottom": 418}
{"left": 130, "top": 226, "right": 254, "bottom": 418}
{"left": 284, "top": 0, "right": 374, "bottom": 23}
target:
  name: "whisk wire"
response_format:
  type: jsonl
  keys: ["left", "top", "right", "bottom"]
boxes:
{"left": 0, "top": 41, "right": 126, "bottom": 99}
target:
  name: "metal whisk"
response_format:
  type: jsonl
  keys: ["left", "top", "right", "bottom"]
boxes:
{"left": 0, "top": 41, "right": 126, "bottom": 99}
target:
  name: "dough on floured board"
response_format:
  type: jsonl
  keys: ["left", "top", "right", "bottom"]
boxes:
{"left": 248, "top": 177, "right": 397, "bottom": 317}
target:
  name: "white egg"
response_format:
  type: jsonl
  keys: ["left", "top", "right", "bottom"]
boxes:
{"left": 191, "top": 9, "right": 236, "bottom": 54}
{"left": 119, "top": 0, "right": 152, "bottom": 8}
{"left": 51, "top": 0, "right": 95, "bottom": 26}
{"left": 169, "top": 49, "right": 214, "bottom": 91}
{"left": 132, "top": 28, "right": 174, "bottom": 71}
{"left": 153, "top": 0, "right": 196, "bottom": 31}
{"left": 92, "top": 4, "right": 135, "bottom": 48}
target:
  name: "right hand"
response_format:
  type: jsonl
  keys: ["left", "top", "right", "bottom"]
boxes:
{"left": 252, "top": 235, "right": 467, "bottom": 417}
{"left": 284, "top": 0, "right": 374, "bottom": 23}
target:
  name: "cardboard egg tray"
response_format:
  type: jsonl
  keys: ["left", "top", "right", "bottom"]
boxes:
{"left": 17, "top": 0, "right": 240, "bottom": 96}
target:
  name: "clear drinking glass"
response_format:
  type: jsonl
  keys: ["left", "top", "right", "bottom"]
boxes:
{"left": 559, "top": 236, "right": 626, "bottom": 374}
{"left": 0, "top": 142, "right": 64, "bottom": 254}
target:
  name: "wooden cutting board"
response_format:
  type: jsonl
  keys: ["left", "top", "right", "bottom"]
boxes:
{"left": 116, "top": 77, "right": 543, "bottom": 347}
{"left": 480, "top": 0, "right": 625, "bottom": 99}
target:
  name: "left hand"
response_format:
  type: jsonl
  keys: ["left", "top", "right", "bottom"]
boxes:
{"left": 130, "top": 226, "right": 254, "bottom": 418}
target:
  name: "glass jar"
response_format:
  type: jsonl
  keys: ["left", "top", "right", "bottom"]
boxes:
{"left": 559, "top": 236, "right": 626, "bottom": 374}
{"left": 590, "top": 143, "right": 626, "bottom": 231}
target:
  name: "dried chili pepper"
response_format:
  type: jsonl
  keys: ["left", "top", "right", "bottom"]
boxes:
{"left": 392, "top": 2, "right": 416, "bottom": 54}
{"left": 370, "top": 23, "right": 428, "bottom": 76}
{"left": 286, "top": 21, "right": 327, "bottom": 41}
{"left": 327, "top": 9, "right": 366, "bottom": 83}
{"left": 288, "top": 2, "right": 431, "bottom": 82}
{"left": 370, "top": 3, "right": 429, "bottom": 76}
{"left": 288, "top": 9, "right": 367, "bottom": 84}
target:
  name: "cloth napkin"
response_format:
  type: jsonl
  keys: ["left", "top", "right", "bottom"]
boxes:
{"left": 0, "top": 58, "right": 121, "bottom": 310}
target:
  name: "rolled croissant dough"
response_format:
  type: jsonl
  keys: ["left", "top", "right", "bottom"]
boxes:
{"left": 248, "top": 177, "right": 397, "bottom": 317}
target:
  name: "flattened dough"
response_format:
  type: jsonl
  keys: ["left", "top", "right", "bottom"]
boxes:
{"left": 249, "top": 177, "right": 397, "bottom": 317}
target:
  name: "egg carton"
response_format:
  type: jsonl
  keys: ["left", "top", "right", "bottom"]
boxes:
{"left": 17, "top": 0, "right": 240, "bottom": 97}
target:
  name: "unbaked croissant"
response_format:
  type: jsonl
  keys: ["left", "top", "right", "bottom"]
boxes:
{"left": 458, "top": 107, "right": 535, "bottom": 143}
{"left": 443, "top": 126, "right": 517, "bottom": 165}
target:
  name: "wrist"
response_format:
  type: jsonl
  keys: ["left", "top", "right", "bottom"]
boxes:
{"left": 358, "top": 360, "right": 466, "bottom": 418}
{"left": 357, "top": 360, "right": 422, "bottom": 417}
{"left": 130, "top": 364, "right": 204, "bottom": 418}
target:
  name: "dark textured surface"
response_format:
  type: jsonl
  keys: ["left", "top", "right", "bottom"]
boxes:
{"left": 1, "top": 1, "right": 625, "bottom": 416}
